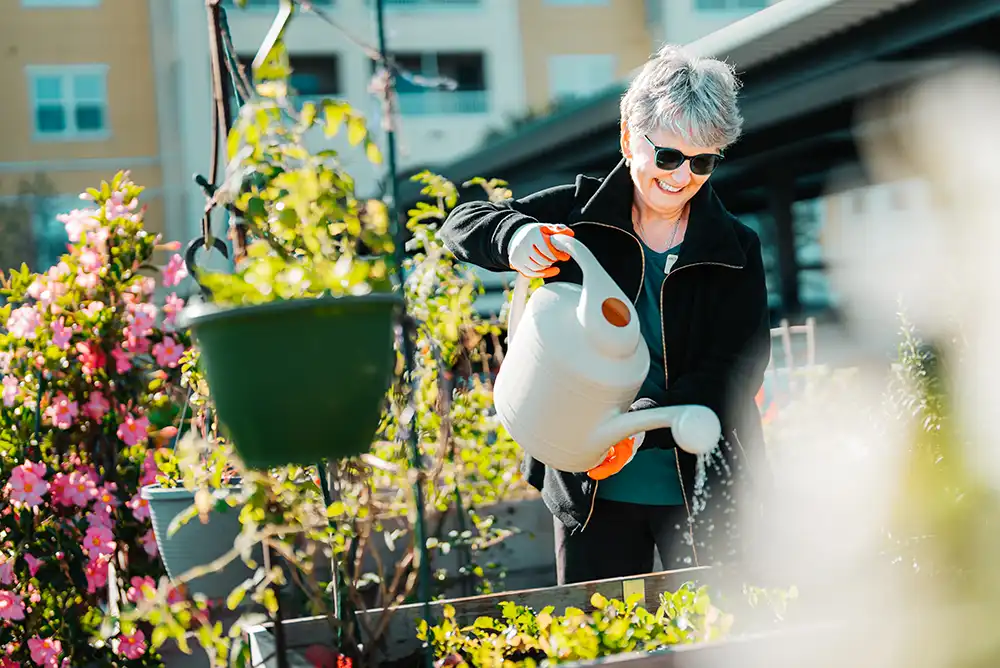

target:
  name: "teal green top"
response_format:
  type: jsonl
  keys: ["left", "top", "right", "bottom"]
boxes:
{"left": 596, "top": 242, "right": 685, "bottom": 506}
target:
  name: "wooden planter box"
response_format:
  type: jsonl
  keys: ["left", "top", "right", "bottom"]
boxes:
{"left": 245, "top": 566, "right": 723, "bottom": 666}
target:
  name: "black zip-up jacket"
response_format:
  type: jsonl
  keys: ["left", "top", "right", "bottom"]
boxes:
{"left": 438, "top": 159, "right": 772, "bottom": 566}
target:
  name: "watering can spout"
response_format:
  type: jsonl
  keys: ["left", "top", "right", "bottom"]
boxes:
{"left": 547, "top": 234, "right": 641, "bottom": 360}
{"left": 591, "top": 404, "right": 722, "bottom": 457}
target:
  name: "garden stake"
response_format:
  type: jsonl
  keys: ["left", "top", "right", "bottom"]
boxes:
{"left": 373, "top": 0, "right": 436, "bottom": 664}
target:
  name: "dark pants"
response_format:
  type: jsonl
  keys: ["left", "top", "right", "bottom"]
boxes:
{"left": 553, "top": 498, "right": 695, "bottom": 585}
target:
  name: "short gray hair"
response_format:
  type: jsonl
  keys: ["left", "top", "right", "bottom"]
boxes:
{"left": 621, "top": 44, "right": 744, "bottom": 150}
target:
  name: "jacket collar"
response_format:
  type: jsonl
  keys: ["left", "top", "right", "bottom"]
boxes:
{"left": 579, "top": 158, "right": 747, "bottom": 270}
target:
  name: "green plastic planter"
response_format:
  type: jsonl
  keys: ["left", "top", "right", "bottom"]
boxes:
{"left": 180, "top": 294, "right": 403, "bottom": 469}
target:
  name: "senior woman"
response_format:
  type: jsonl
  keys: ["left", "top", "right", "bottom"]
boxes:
{"left": 438, "top": 44, "right": 771, "bottom": 585}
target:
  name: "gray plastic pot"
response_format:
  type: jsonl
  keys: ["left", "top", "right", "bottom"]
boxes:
{"left": 142, "top": 483, "right": 260, "bottom": 600}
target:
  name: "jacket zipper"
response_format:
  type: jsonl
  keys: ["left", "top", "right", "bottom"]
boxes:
{"left": 574, "top": 221, "right": 644, "bottom": 532}
{"left": 661, "top": 260, "right": 742, "bottom": 564}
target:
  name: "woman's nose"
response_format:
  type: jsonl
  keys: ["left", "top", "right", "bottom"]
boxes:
{"left": 669, "top": 163, "right": 692, "bottom": 186}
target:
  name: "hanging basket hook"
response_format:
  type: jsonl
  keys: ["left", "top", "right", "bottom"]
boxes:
{"left": 252, "top": 0, "right": 295, "bottom": 80}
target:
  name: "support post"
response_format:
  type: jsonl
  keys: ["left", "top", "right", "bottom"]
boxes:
{"left": 768, "top": 171, "right": 801, "bottom": 317}
{"left": 373, "top": 1, "right": 435, "bottom": 666}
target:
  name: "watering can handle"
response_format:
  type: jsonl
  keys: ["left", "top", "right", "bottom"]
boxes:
{"left": 506, "top": 233, "right": 599, "bottom": 344}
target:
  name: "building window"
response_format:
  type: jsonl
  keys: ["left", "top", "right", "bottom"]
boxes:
{"left": 237, "top": 54, "right": 341, "bottom": 97}
{"left": 21, "top": 0, "right": 100, "bottom": 6}
{"left": 27, "top": 65, "right": 109, "bottom": 140}
{"left": 694, "top": 0, "right": 768, "bottom": 10}
{"left": 390, "top": 52, "right": 488, "bottom": 115}
{"left": 548, "top": 54, "right": 617, "bottom": 102}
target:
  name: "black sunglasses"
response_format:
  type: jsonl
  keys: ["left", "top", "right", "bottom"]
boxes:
{"left": 643, "top": 135, "right": 723, "bottom": 176}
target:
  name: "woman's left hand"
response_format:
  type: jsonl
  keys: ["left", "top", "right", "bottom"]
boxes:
{"left": 587, "top": 432, "right": 644, "bottom": 480}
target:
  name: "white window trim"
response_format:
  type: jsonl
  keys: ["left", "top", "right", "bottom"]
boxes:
{"left": 21, "top": 0, "right": 101, "bottom": 7}
{"left": 26, "top": 64, "right": 111, "bottom": 142}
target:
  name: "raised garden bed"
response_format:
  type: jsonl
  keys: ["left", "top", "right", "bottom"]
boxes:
{"left": 245, "top": 566, "right": 723, "bottom": 666}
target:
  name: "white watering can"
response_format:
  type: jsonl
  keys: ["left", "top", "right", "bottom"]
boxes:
{"left": 494, "top": 233, "right": 722, "bottom": 473}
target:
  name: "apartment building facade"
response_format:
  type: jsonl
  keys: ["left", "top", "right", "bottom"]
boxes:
{"left": 515, "top": 0, "right": 781, "bottom": 116}
{"left": 0, "top": 0, "right": 165, "bottom": 273}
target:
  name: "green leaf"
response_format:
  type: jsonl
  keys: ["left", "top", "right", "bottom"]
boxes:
{"left": 366, "top": 140, "right": 383, "bottom": 165}
{"left": 347, "top": 115, "right": 366, "bottom": 146}
{"left": 323, "top": 101, "right": 347, "bottom": 137}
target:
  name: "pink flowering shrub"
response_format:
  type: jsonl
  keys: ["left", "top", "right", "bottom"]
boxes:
{"left": 0, "top": 172, "right": 190, "bottom": 666}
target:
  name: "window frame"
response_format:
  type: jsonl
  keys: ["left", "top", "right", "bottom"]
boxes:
{"left": 26, "top": 64, "right": 111, "bottom": 142}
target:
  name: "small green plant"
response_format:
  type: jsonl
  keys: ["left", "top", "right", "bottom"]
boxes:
{"left": 417, "top": 584, "right": 734, "bottom": 666}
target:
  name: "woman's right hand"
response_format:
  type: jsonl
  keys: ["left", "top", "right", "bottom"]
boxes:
{"left": 508, "top": 223, "right": 575, "bottom": 278}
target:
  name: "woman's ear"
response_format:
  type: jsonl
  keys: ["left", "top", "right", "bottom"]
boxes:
{"left": 620, "top": 119, "right": 632, "bottom": 161}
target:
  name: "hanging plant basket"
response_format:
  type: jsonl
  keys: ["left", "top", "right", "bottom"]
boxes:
{"left": 180, "top": 293, "right": 403, "bottom": 469}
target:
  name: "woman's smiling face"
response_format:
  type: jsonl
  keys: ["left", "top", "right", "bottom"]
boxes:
{"left": 622, "top": 124, "right": 721, "bottom": 217}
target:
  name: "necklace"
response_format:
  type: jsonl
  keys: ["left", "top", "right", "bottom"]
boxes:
{"left": 633, "top": 205, "right": 686, "bottom": 253}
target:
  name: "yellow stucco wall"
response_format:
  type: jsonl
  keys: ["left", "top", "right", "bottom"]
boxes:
{"left": 0, "top": 0, "right": 161, "bottom": 164}
{"left": 517, "top": 0, "right": 654, "bottom": 110}
{"left": 0, "top": 0, "right": 164, "bottom": 265}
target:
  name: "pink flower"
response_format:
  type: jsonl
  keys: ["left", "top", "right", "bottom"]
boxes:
{"left": 105, "top": 191, "right": 139, "bottom": 221}
{"left": 0, "top": 554, "right": 14, "bottom": 585}
{"left": 163, "top": 293, "right": 185, "bottom": 327}
{"left": 0, "top": 591, "right": 25, "bottom": 621}
{"left": 7, "top": 306, "right": 40, "bottom": 340}
{"left": 122, "top": 327, "right": 150, "bottom": 355}
{"left": 141, "top": 449, "right": 161, "bottom": 486}
{"left": 50, "top": 318, "right": 74, "bottom": 349}
{"left": 76, "top": 271, "right": 99, "bottom": 291}
{"left": 78, "top": 246, "right": 103, "bottom": 273}
{"left": 27, "top": 276, "right": 66, "bottom": 311}
{"left": 86, "top": 506, "right": 113, "bottom": 531}
{"left": 55, "top": 469, "right": 98, "bottom": 506}
{"left": 0, "top": 351, "right": 10, "bottom": 374}
{"left": 162, "top": 253, "right": 188, "bottom": 287}
{"left": 126, "top": 492, "right": 150, "bottom": 522}
{"left": 139, "top": 531, "right": 158, "bottom": 558}
{"left": 84, "top": 555, "right": 110, "bottom": 594}
{"left": 44, "top": 392, "right": 79, "bottom": 430}
{"left": 6, "top": 461, "right": 48, "bottom": 508}
{"left": 93, "top": 482, "right": 120, "bottom": 510}
{"left": 84, "top": 392, "right": 110, "bottom": 421}
{"left": 128, "top": 303, "right": 157, "bottom": 335}
{"left": 28, "top": 637, "right": 62, "bottom": 667}
{"left": 83, "top": 525, "right": 115, "bottom": 559}
{"left": 76, "top": 341, "right": 107, "bottom": 376}
{"left": 24, "top": 554, "right": 42, "bottom": 577}
{"left": 129, "top": 276, "right": 157, "bottom": 297}
{"left": 82, "top": 301, "right": 104, "bottom": 319}
{"left": 1, "top": 376, "right": 17, "bottom": 408}
{"left": 126, "top": 576, "right": 157, "bottom": 603}
{"left": 115, "top": 629, "right": 147, "bottom": 660}
{"left": 0, "top": 656, "right": 20, "bottom": 668}
{"left": 111, "top": 345, "right": 131, "bottom": 374}
{"left": 117, "top": 413, "right": 150, "bottom": 447}
{"left": 57, "top": 209, "right": 99, "bottom": 243}
{"left": 153, "top": 336, "right": 184, "bottom": 368}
